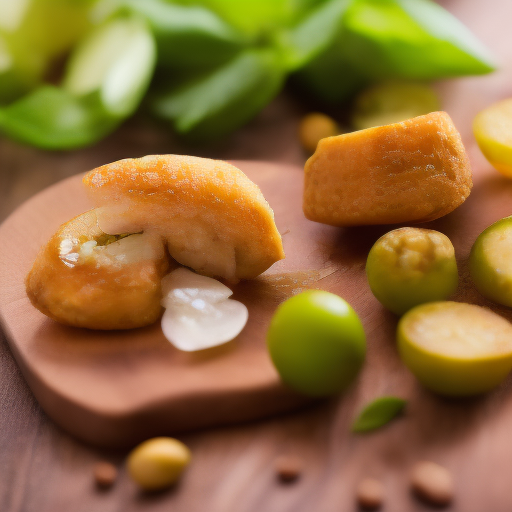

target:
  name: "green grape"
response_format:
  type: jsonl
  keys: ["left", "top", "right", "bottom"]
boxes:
{"left": 470, "top": 216, "right": 512, "bottom": 306}
{"left": 398, "top": 302, "right": 512, "bottom": 396}
{"left": 366, "top": 228, "right": 458, "bottom": 316}
{"left": 266, "top": 290, "right": 366, "bottom": 397}
{"left": 352, "top": 81, "right": 440, "bottom": 131}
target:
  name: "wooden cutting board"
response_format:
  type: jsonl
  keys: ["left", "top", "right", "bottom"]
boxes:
{"left": 0, "top": 160, "right": 336, "bottom": 448}
{"left": 1, "top": 155, "right": 512, "bottom": 450}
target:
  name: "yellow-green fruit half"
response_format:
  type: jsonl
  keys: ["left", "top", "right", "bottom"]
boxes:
{"left": 352, "top": 81, "right": 440, "bottom": 131}
{"left": 127, "top": 437, "right": 191, "bottom": 491}
{"left": 470, "top": 216, "right": 512, "bottom": 307}
{"left": 473, "top": 99, "right": 512, "bottom": 178}
{"left": 398, "top": 302, "right": 512, "bottom": 396}
{"left": 366, "top": 228, "right": 458, "bottom": 315}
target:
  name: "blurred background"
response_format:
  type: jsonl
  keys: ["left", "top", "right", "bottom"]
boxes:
{"left": 0, "top": 0, "right": 501, "bottom": 219}
{"left": 1, "top": 1, "right": 512, "bottom": 511}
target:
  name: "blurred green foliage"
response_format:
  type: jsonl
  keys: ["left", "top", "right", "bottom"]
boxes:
{"left": 0, "top": 0, "right": 496, "bottom": 149}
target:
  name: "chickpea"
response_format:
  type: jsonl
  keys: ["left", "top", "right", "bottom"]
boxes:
{"left": 299, "top": 113, "right": 338, "bottom": 152}
{"left": 356, "top": 478, "right": 385, "bottom": 509}
{"left": 411, "top": 461, "right": 454, "bottom": 506}
{"left": 127, "top": 437, "right": 191, "bottom": 491}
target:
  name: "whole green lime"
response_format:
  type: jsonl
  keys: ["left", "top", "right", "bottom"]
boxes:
{"left": 266, "top": 290, "right": 366, "bottom": 396}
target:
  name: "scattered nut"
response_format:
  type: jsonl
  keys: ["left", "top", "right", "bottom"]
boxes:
{"left": 411, "top": 461, "right": 454, "bottom": 506}
{"left": 94, "top": 461, "right": 117, "bottom": 488}
{"left": 274, "top": 455, "right": 304, "bottom": 483}
{"left": 127, "top": 437, "right": 191, "bottom": 491}
{"left": 356, "top": 477, "right": 384, "bottom": 509}
{"left": 299, "top": 113, "right": 338, "bottom": 152}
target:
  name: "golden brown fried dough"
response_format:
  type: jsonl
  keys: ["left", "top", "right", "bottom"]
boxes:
{"left": 303, "top": 112, "right": 472, "bottom": 226}
{"left": 26, "top": 210, "right": 169, "bottom": 330}
{"left": 84, "top": 155, "right": 284, "bottom": 280}
{"left": 26, "top": 156, "right": 284, "bottom": 330}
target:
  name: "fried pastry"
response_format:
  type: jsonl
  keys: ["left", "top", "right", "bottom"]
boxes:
{"left": 303, "top": 112, "right": 472, "bottom": 226}
{"left": 26, "top": 210, "right": 169, "bottom": 329}
{"left": 26, "top": 156, "right": 284, "bottom": 330}
{"left": 84, "top": 155, "right": 284, "bottom": 280}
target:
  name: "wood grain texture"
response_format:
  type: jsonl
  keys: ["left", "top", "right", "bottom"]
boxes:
{"left": 0, "top": 161, "right": 317, "bottom": 447}
{"left": 1, "top": 0, "right": 512, "bottom": 510}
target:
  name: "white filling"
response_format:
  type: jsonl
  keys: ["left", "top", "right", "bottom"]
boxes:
{"left": 161, "top": 268, "right": 248, "bottom": 352}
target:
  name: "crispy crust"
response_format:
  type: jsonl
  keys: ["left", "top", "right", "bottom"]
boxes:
{"left": 83, "top": 155, "right": 285, "bottom": 279}
{"left": 303, "top": 112, "right": 472, "bottom": 226}
{"left": 25, "top": 210, "right": 169, "bottom": 330}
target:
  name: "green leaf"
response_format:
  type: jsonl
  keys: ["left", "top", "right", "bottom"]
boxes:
{"left": 120, "top": 0, "right": 248, "bottom": 68}
{"left": 0, "top": 86, "right": 119, "bottom": 150}
{"left": 293, "top": 33, "right": 368, "bottom": 103}
{"left": 278, "top": 0, "right": 349, "bottom": 70}
{"left": 64, "top": 17, "right": 156, "bottom": 117}
{"left": 153, "top": 48, "right": 285, "bottom": 139}
{"left": 352, "top": 396, "right": 406, "bottom": 433}
{"left": 397, "top": 0, "right": 495, "bottom": 72}
{"left": 342, "top": 0, "right": 496, "bottom": 80}
{"left": 185, "top": 0, "right": 292, "bottom": 38}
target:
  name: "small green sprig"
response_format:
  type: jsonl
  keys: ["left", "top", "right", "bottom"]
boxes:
{"left": 352, "top": 396, "right": 407, "bottom": 433}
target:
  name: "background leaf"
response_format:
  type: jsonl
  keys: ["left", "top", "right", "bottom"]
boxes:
{"left": 293, "top": 33, "right": 368, "bottom": 103}
{"left": 352, "top": 396, "right": 406, "bottom": 433}
{"left": 397, "top": 0, "right": 496, "bottom": 73}
{"left": 120, "top": 0, "right": 248, "bottom": 69}
{"left": 0, "top": 86, "right": 119, "bottom": 149}
{"left": 64, "top": 17, "right": 156, "bottom": 117}
{"left": 342, "top": 0, "right": 496, "bottom": 80}
{"left": 278, "top": 0, "right": 349, "bottom": 71}
{"left": 183, "top": 0, "right": 292, "bottom": 38}
{"left": 153, "top": 48, "right": 285, "bottom": 139}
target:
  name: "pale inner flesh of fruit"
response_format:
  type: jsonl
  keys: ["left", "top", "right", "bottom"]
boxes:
{"left": 476, "top": 101, "right": 512, "bottom": 146}
{"left": 53, "top": 211, "right": 249, "bottom": 341}
{"left": 378, "top": 228, "right": 454, "bottom": 276}
{"left": 160, "top": 267, "right": 248, "bottom": 351}
{"left": 403, "top": 303, "right": 512, "bottom": 359}
{"left": 482, "top": 227, "right": 512, "bottom": 281}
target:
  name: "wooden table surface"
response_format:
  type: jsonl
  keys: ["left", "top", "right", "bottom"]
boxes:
{"left": 1, "top": 1, "right": 512, "bottom": 510}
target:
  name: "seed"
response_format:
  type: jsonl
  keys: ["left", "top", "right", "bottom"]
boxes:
{"left": 356, "top": 478, "right": 384, "bottom": 509}
{"left": 274, "top": 455, "right": 304, "bottom": 483}
{"left": 127, "top": 437, "right": 191, "bottom": 491}
{"left": 410, "top": 461, "right": 454, "bottom": 506}
{"left": 94, "top": 461, "right": 117, "bottom": 488}
{"left": 299, "top": 113, "right": 338, "bottom": 152}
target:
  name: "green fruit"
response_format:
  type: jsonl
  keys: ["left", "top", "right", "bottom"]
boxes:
{"left": 470, "top": 216, "right": 512, "bottom": 306}
{"left": 351, "top": 81, "right": 441, "bottom": 131}
{"left": 473, "top": 99, "right": 512, "bottom": 178}
{"left": 366, "top": 228, "right": 458, "bottom": 316}
{"left": 398, "top": 302, "right": 512, "bottom": 396}
{"left": 266, "top": 290, "right": 366, "bottom": 397}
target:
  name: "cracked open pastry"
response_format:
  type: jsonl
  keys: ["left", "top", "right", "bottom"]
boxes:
{"left": 25, "top": 155, "right": 285, "bottom": 330}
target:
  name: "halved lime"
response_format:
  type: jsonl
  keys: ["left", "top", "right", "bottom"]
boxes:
{"left": 366, "top": 228, "right": 458, "bottom": 315}
{"left": 470, "top": 216, "right": 512, "bottom": 307}
{"left": 473, "top": 99, "right": 512, "bottom": 178}
{"left": 398, "top": 301, "right": 512, "bottom": 396}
